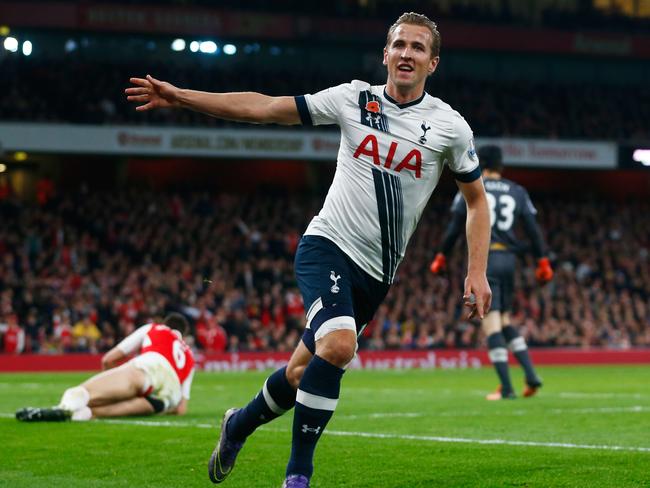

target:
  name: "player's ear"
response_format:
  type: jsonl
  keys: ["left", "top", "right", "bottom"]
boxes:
{"left": 382, "top": 47, "right": 388, "bottom": 66}
{"left": 428, "top": 56, "right": 439, "bottom": 75}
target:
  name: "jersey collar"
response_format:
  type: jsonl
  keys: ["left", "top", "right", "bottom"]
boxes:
{"left": 383, "top": 87, "right": 426, "bottom": 109}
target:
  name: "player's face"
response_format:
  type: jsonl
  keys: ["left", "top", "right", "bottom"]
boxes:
{"left": 383, "top": 24, "right": 439, "bottom": 93}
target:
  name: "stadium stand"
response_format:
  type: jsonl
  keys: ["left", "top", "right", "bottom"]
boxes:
{"left": 1, "top": 58, "right": 649, "bottom": 140}
{"left": 1, "top": 1, "right": 649, "bottom": 355}
{"left": 1, "top": 189, "right": 648, "bottom": 354}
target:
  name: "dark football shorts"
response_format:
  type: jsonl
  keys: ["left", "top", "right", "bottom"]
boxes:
{"left": 487, "top": 251, "right": 516, "bottom": 312}
{"left": 294, "top": 235, "right": 390, "bottom": 354}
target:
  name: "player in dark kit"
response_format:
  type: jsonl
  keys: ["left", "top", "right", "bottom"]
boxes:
{"left": 430, "top": 145, "right": 553, "bottom": 400}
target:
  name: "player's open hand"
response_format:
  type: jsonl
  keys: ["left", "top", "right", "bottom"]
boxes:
{"left": 125, "top": 74, "right": 181, "bottom": 111}
{"left": 463, "top": 273, "right": 491, "bottom": 320}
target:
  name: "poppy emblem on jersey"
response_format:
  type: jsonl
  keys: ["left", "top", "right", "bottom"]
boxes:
{"left": 330, "top": 271, "right": 341, "bottom": 294}
{"left": 365, "top": 101, "right": 380, "bottom": 113}
{"left": 359, "top": 91, "right": 389, "bottom": 132}
{"left": 419, "top": 122, "right": 431, "bottom": 144}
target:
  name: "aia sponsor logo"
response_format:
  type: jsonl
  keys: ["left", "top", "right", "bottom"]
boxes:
{"left": 353, "top": 134, "right": 422, "bottom": 178}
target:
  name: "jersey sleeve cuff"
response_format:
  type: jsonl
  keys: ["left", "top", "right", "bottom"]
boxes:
{"left": 452, "top": 165, "right": 481, "bottom": 183}
{"left": 294, "top": 95, "right": 313, "bottom": 126}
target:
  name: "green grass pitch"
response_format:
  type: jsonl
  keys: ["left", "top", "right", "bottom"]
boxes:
{"left": 1, "top": 366, "right": 649, "bottom": 487}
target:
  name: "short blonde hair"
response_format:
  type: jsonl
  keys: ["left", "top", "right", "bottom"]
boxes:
{"left": 386, "top": 12, "right": 441, "bottom": 58}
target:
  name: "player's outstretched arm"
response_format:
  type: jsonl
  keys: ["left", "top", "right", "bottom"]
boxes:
{"left": 125, "top": 75, "right": 301, "bottom": 125}
{"left": 458, "top": 178, "right": 492, "bottom": 319}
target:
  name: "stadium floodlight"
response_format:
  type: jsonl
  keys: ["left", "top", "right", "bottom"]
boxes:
{"left": 243, "top": 43, "right": 260, "bottom": 54}
{"left": 189, "top": 41, "right": 200, "bottom": 53}
{"left": 0, "top": 164, "right": 6, "bottom": 173}
{"left": 223, "top": 44, "right": 236, "bottom": 55}
{"left": 64, "top": 39, "right": 77, "bottom": 53}
{"left": 3, "top": 36, "right": 18, "bottom": 52}
{"left": 632, "top": 149, "right": 650, "bottom": 166}
{"left": 0, "top": 25, "right": 9, "bottom": 36}
{"left": 171, "top": 39, "right": 186, "bottom": 51}
{"left": 22, "top": 40, "right": 32, "bottom": 56}
{"left": 199, "top": 41, "right": 217, "bottom": 54}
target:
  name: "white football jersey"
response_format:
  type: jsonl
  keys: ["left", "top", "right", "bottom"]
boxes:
{"left": 295, "top": 80, "right": 480, "bottom": 284}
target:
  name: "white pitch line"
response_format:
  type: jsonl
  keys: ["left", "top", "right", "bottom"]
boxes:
{"left": 4, "top": 405, "right": 649, "bottom": 423}
{"left": 0, "top": 382, "right": 49, "bottom": 389}
{"left": 468, "top": 390, "right": 649, "bottom": 400}
{"left": 347, "top": 387, "right": 446, "bottom": 395}
{"left": 4, "top": 412, "right": 649, "bottom": 453}
{"left": 549, "top": 406, "right": 650, "bottom": 414}
{"left": 101, "top": 418, "right": 216, "bottom": 429}
{"left": 318, "top": 429, "right": 650, "bottom": 453}
{"left": 337, "top": 412, "right": 423, "bottom": 420}
{"left": 560, "top": 392, "right": 647, "bottom": 399}
{"left": 340, "top": 406, "right": 650, "bottom": 419}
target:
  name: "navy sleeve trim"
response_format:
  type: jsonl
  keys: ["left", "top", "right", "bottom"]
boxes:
{"left": 294, "top": 95, "right": 313, "bottom": 126}
{"left": 453, "top": 166, "right": 481, "bottom": 183}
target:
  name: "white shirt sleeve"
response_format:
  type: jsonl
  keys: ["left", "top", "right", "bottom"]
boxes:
{"left": 303, "top": 82, "right": 353, "bottom": 126}
{"left": 181, "top": 368, "right": 195, "bottom": 400}
{"left": 116, "top": 324, "right": 152, "bottom": 356}
{"left": 17, "top": 329, "right": 25, "bottom": 353}
{"left": 446, "top": 116, "right": 480, "bottom": 177}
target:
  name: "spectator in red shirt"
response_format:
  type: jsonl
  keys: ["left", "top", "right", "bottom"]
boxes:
{"left": 1, "top": 314, "right": 25, "bottom": 354}
{"left": 196, "top": 316, "right": 228, "bottom": 353}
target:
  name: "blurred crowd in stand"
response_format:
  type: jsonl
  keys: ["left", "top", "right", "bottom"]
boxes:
{"left": 14, "top": 0, "right": 650, "bottom": 34}
{"left": 1, "top": 189, "right": 648, "bottom": 355}
{"left": 1, "top": 58, "right": 649, "bottom": 141}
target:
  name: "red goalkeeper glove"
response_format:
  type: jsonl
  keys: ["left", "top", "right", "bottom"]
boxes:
{"left": 535, "top": 257, "right": 553, "bottom": 284}
{"left": 429, "top": 253, "right": 447, "bottom": 274}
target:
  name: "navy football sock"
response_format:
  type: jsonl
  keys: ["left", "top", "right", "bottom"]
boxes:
{"left": 286, "top": 355, "right": 344, "bottom": 479}
{"left": 502, "top": 325, "right": 540, "bottom": 385}
{"left": 487, "top": 332, "right": 514, "bottom": 395}
{"left": 228, "top": 366, "right": 296, "bottom": 442}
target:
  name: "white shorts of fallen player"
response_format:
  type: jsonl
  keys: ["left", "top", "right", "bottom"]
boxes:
{"left": 131, "top": 352, "right": 182, "bottom": 412}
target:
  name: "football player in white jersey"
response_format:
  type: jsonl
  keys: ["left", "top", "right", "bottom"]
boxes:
{"left": 16, "top": 313, "right": 195, "bottom": 421}
{"left": 126, "top": 12, "right": 491, "bottom": 488}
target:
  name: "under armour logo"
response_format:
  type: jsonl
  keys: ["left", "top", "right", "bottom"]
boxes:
{"left": 330, "top": 271, "right": 341, "bottom": 294}
{"left": 301, "top": 424, "right": 321, "bottom": 435}
{"left": 365, "top": 113, "right": 382, "bottom": 128}
{"left": 419, "top": 122, "right": 431, "bottom": 144}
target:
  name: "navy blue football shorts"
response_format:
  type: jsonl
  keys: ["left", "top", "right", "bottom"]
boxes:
{"left": 295, "top": 235, "right": 390, "bottom": 354}
{"left": 487, "top": 251, "right": 516, "bottom": 312}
